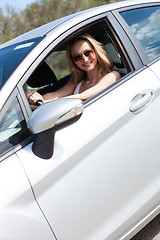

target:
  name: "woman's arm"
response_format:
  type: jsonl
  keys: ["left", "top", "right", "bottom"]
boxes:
{"left": 65, "top": 71, "right": 120, "bottom": 101}
{"left": 27, "top": 80, "right": 75, "bottom": 104}
{"left": 43, "top": 80, "right": 75, "bottom": 102}
{"left": 27, "top": 71, "right": 120, "bottom": 105}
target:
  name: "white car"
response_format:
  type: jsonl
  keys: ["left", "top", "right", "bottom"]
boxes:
{"left": 0, "top": 0, "right": 160, "bottom": 239}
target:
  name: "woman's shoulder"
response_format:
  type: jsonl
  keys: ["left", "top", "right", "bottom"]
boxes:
{"left": 111, "top": 70, "right": 121, "bottom": 80}
{"left": 104, "top": 70, "right": 121, "bottom": 81}
{"left": 100, "top": 71, "right": 120, "bottom": 86}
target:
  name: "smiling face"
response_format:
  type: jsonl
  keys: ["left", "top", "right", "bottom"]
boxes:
{"left": 71, "top": 40, "right": 98, "bottom": 72}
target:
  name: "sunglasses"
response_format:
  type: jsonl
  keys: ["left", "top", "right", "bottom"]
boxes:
{"left": 73, "top": 49, "right": 94, "bottom": 63}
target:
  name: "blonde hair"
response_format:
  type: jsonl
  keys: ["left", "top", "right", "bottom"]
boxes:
{"left": 67, "top": 33, "right": 113, "bottom": 85}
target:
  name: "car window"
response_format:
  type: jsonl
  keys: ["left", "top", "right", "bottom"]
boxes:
{"left": 24, "top": 50, "right": 70, "bottom": 95}
{"left": 25, "top": 20, "right": 129, "bottom": 108}
{"left": 0, "top": 97, "right": 30, "bottom": 157}
{"left": 120, "top": 6, "right": 160, "bottom": 61}
{"left": 0, "top": 37, "right": 42, "bottom": 90}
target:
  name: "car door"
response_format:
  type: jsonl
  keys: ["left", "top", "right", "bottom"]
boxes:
{"left": 17, "top": 64, "right": 160, "bottom": 240}
{"left": 16, "top": 6, "right": 160, "bottom": 240}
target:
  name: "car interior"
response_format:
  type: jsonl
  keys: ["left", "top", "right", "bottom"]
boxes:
{"left": 26, "top": 19, "right": 129, "bottom": 102}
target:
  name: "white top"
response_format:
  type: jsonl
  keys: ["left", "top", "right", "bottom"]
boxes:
{"left": 73, "top": 81, "right": 83, "bottom": 94}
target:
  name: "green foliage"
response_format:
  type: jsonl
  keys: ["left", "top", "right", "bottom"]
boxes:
{"left": 0, "top": 0, "right": 122, "bottom": 45}
{"left": 46, "top": 50, "right": 70, "bottom": 79}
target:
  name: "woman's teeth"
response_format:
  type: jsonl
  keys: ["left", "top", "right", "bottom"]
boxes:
{"left": 82, "top": 61, "right": 92, "bottom": 67}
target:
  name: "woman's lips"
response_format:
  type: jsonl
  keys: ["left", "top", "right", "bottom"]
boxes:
{"left": 82, "top": 60, "right": 93, "bottom": 67}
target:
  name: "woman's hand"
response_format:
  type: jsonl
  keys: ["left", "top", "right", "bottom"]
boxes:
{"left": 27, "top": 91, "right": 44, "bottom": 104}
{"left": 26, "top": 91, "right": 44, "bottom": 110}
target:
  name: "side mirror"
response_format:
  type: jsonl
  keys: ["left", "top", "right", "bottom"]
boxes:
{"left": 28, "top": 98, "right": 84, "bottom": 159}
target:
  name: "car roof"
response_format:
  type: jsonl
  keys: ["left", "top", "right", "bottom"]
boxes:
{"left": 0, "top": 0, "right": 159, "bottom": 49}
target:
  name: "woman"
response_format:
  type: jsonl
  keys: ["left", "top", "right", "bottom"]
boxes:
{"left": 27, "top": 33, "right": 120, "bottom": 105}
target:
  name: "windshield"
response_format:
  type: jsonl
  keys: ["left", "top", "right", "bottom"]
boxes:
{"left": 0, "top": 37, "right": 42, "bottom": 89}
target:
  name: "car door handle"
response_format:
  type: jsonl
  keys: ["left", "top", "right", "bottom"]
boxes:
{"left": 129, "top": 90, "right": 154, "bottom": 114}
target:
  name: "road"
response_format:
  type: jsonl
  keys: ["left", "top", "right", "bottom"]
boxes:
{"left": 131, "top": 214, "right": 160, "bottom": 240}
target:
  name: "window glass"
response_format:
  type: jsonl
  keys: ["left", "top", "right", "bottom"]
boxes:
{"left": 0, "top": 98, "right": 30, "bottom": 156}
{"left": 0, "top": 37, "right": 42, "bottom": 90}
{"left": 120, "top": 6, "right": 160, "bottom": 60}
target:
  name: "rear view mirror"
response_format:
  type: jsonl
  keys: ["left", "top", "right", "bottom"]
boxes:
{"left": 28, "top": 98, "right": 84, "bottom": 159}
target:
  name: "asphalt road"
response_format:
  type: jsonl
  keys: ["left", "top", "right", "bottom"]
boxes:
{"left": 131, "top": 214, "right": 160, "bottom": 240}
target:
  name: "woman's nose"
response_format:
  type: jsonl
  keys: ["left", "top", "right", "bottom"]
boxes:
{"left": 82, "top": 55, "right": 89, "bottom": 62}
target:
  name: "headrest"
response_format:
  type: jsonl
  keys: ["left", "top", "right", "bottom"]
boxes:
{"left": 27, "top": 61, "right": 57, "bottom": 88}
{"left": 97, "top": 35, "right": 123, "bottom": 67}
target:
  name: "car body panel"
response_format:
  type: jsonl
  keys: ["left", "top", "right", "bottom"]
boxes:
{"left": 0, "top": 153, "right": 55, "bottom": 239}
{"left": 148, "top": 59, "right": 160, "bottom": 79}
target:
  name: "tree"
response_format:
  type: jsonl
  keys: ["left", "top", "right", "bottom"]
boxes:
{"left": 0, "top": 0, "right": 122, "bottom": 44}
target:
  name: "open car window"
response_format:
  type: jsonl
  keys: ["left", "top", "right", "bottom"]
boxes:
{"left": 25, "top": 19, "right": 128, "bottom": 106}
